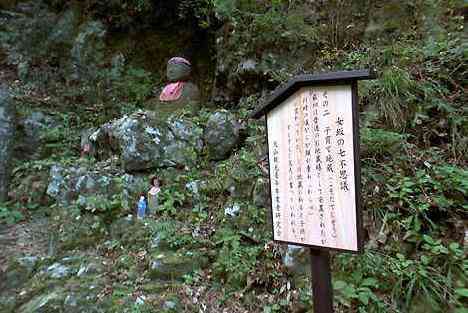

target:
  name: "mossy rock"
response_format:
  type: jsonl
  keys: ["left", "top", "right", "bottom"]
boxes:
{"left": 18, "top": 288, "right": 65, "bottom": 313}
{"left": 58, "top": 215, "right": 107, "bottom": 251}
{"left": 148, "top": 250, "right": 208, "bottom": 281}
{"left": 140, "top": 281, "right": 182, "bottom": 294}
{"left": 0, "top": 294, "right": 16, "bottom": 313}
{"left": 1, "top": 256, "right": 40, "bottom": 291}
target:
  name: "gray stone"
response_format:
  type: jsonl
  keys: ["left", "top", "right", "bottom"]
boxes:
{"left": 203, "top": 110, "right": 240, "bottom": 160}
{"left": 64, "top": 294, "right": 78, "bottom": 307}
{"left": 17, "top": 60, "right": 29, "bottom": 81}
{"left": 76, "top": 259, "right": 104, "bottom": 277}
{"left": 70, "top": 20, "right": 106, "bottom": 81}
{"left": 149, "top": 250, "right": 207, "bottom": 281}
{"left": 18, "top": 290, "right": 64, "bottom": 313}
{"left": 163, "top": 299, "right": 180, "bottom": 311}
{"left": 282, "top": 245, "right": 309, "bottom": 288}
{"left": 49, "top": 7, "right": 80, "bottom": 47}
{"left": 224, "top": 203, "right": 241, "bottom": 217}
{"left": 0, "top": 294, "right": 16, "bottom": 312}
{"left": 2, "top": 255, "right": 39, "bottom": 290}
{"left": 186, "top": 180, "right": 205, "bottom": 207}
{"left": 176, "top": 82, "right": 200, "bottom": 105}
{"left": 110, "top": 53, "right": 126, "bottom": 79}
{"left": 167, "top": 61, "right": 191, "bottom": 82}
{"left": 22, "top": 111, "right": 57, "bottom": 133}
{"left": 22, "top": 110, "right": 57, "bottom": 132}
{"left": 185, "top": 181, "right": 200, "bottom": 196}
{"left": 90, "top": 110, "right": 203, "bottom": 172}
{"left": 167, "top": 117, "right": 203, "bottom": 151}
{"left": 15, "top": 111, "right": 58, "bottom": 160}
{"left": 0, "top": 85, "right": 15, "bottom": 202}
{"left": 17, "top": 256, "right": 40, "bottom": 273}
{"left": 91, "top": 110, "right": 165, "bottom": 171}
{"left": 1, "top": 4, "right": 56, "bottom": 66}
{"left": 237, "top": 59, "right": 258, "bottom": 73}
{"left": 46, "top": 161, "right": 146, "bottom": 209}
{"left": 45, "top": 262, "right": 71, "bottom": 279}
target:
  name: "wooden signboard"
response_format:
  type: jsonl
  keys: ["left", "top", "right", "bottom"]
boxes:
{"left": 267, "top": 84, "right": 360, "bottom": 252}
{"left": 252, "top": 70, "right": 375, "bottom": 313}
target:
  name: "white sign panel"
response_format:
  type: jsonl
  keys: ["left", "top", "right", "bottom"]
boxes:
{"left": 267, "top": 85, "right": 359, "bottom": 251}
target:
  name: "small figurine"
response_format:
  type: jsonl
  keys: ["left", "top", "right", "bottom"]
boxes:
{"left": 159, "top": 57, "right": 200, "bottom": 105}
{"left": 137, "top": 193, "right": 147, "bottom": 219}
{"left": 147, "top": 177, "right": 161, "bottom": 214}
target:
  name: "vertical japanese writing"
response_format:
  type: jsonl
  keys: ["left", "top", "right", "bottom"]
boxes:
{"left": 322, "top": 91, "right": 337, "bottom": 239}
{"left": 311, "top": 91, "right": 326, "bottom": 245}
{"left": 287, "top": 123, "right": 296, "bottom": 238}
{"left": 272, "top": 141, "right": 281, "bottom": 238}
{"left": 304, "top": 92, "right": 314, "bottom": 225}
{"left": 336, "top": 116, "right": 349, "bottom": 192}
{"left": 296, "top": 96, "right": 305, "bottom": 242}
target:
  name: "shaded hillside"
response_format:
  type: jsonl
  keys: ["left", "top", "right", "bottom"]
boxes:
{"left": 0, "top": 1, "right": 466, "bottom": 312}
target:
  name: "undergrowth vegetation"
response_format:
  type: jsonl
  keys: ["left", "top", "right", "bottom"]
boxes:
{"left": 0, "top": 0, "right": 466, "bottom": 312}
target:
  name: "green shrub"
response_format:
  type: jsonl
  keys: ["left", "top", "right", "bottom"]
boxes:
{"left": 0, "top": 203, "right": 24, "bottom": 225}
{"left": 213, "top": 228, "right": 261, "bottom": 288}
{"left": 361, "top": 128, "right": 407, "bottom": 157}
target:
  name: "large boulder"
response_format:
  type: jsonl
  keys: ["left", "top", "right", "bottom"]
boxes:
{"left": 89, "top": 110, "right": 203, "bottom": 172}
{"left": 46, "top": 160, "right": 147, "bottom": 210}
{"left": 0, "top": 86, "right": 16, "bottom": 202}
{"left": 203, "top": 110, "right": 240, "bottom": 160}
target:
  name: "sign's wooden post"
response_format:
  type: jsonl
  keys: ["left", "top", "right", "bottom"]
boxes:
{"left": 310, "top": 249, "right": 333, "bottom": 313}
{"left": 252, "top": 70, "right": 375, "bottom": 312}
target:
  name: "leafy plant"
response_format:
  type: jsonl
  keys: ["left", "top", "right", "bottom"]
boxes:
{"left": 0, "top": 203, "right": 24, "bottom": 225}
{"left": 157, "top": 186, "right": 186, "bottom": 216}
{"left": 361, "top": 128, "right": 407, "bottom": 157}
{"left": 213, "top": 228, "right": 261, "bottom": 288}
{"left": 113, "top": 67, "right": 156, "bottom": 105}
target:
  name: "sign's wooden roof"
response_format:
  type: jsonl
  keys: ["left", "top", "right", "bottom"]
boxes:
{"left": 251, "top": 69, "right": 375, "bottom": 119}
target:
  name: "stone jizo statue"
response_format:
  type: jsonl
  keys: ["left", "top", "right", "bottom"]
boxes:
{"left": 159, "top": 57, "right": 200, "bottom": 105}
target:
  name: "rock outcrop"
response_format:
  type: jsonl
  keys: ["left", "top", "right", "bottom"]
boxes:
{"left": 203, "top": 110, "right": 240, "bottom": 160}
{"left": 89, "top": 110, "right": 204, "bottom": 172}
{"left": 70, "top": 20, "right": 106, "bottom": 81}
{"left": 14, "top": 111, "right": 58, "bottom": 160}
{"left": 0, "top": 86, "right": 16, "bottom": 202}
{"left": 46, "top": 160, "right": 147, "bottom": 210}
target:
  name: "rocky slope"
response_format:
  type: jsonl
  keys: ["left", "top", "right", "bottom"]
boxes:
{"left": 0, "top": 1, "right": 466, "bottom": 312}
